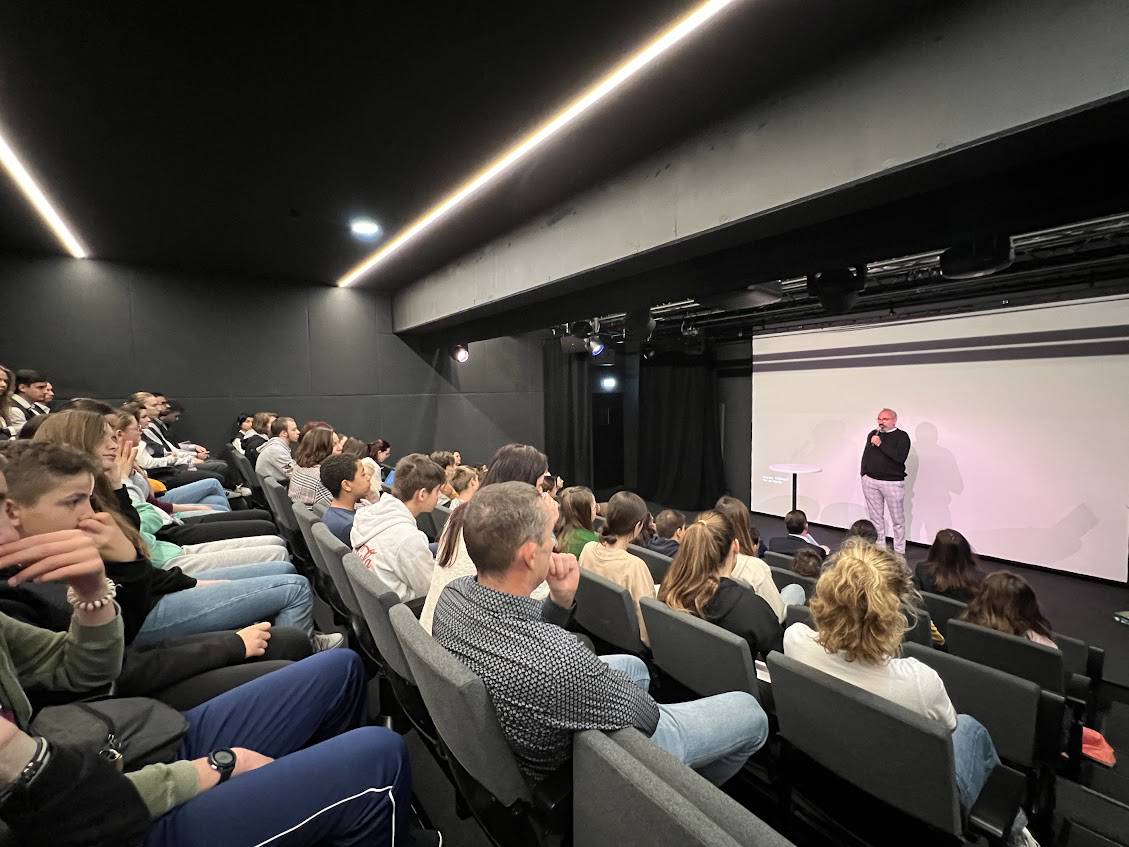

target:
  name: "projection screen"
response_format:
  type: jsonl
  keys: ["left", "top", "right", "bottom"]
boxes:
{"left": 751, "top": 295, "right": 1129, "bottom": 581}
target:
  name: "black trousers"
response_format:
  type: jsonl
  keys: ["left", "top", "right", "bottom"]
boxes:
{"left": 155, "top": 510, "right": 279, "bottom": 545}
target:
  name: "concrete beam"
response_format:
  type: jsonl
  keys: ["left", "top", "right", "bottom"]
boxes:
{"left": 393, "top": 0, "right": 1129, "bottom": 333}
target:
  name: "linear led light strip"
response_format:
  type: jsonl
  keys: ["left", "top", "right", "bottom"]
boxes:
{"left": 337, "top": 0, "right": 741, "bottom": 287}
{"left": 0, "top": 125, "right": 88, "bottom": 258}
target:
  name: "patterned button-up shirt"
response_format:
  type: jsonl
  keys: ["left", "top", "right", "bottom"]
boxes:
{"left": 433, "top": 575, "right": 660, "bottom": 782}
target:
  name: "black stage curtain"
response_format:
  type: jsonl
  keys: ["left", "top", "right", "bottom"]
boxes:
{"left": 637, "top": 360, "right": 726, "bottom": 510}
{"left": 543, "top": 339, "right": 593, "bottom": 487}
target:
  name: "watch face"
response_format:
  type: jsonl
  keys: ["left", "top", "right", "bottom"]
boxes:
{"left": 212, "top": 749, "right": 236, "bottom": 768}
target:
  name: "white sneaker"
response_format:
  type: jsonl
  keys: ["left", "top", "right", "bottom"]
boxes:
{"left": 313, "top": 632, "right": 345, "bottom": 652}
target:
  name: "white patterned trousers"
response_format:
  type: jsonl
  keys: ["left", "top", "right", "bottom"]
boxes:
{"left": 861, "top": 475, "right": 906, "bottom": 554}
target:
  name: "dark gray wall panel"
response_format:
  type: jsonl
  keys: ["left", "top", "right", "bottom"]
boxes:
{"left": 0, "top": 258, "right": 136, "bottom": 398}
{"left": 375, "top": 334, "right": 450, "bottom": 396}
{"left": 0, "top": 256, "right": 543, "bottom": 459}
{"left": 716, "top": 341, "right": 752, "bottom": 504}
{"left": 308, "top": 287, "right": 389, "bottom": 395}
{"left": 225, "top": 288, "right": 312, "bottom": 397}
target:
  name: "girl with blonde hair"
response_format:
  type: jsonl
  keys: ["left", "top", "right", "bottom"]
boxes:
{"left": 784, "top": 539, "right": 1035, "bottom": 844}
{"left": 659, "top": 511, "right": 783, "bottom": 659}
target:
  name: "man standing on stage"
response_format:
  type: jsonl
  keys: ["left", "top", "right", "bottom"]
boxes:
{"left": 860, "top": 408, "right": 911, "bottom": 554}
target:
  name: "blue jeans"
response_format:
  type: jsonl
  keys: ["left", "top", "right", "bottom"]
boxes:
{"left": 134, "top": 561, "right": 315, "bottom": 644}
{"left": 952, "top": 714, "right": 999, "bottom": 811}
{"left": 159, "top": 478, "right": 231, "bottom": 512}
{"left": 144, "top": 651, "right": 411, "bottom": 847}
{"left": 603, "top": 654, "right": 769, "bottom": 785}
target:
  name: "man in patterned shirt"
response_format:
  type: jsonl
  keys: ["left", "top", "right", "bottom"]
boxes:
{"left": 433, "top": 482, "right": 768, "bottom": 785}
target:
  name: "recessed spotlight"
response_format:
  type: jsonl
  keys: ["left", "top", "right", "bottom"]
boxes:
{"left": 450, "top": 343, "right": 470, "bottom": 364}
{"left": 600, "top": 375, "right": 619, "bottom": 391}
{"left": 349, "top": 217, "right": 383, "bottom": 241}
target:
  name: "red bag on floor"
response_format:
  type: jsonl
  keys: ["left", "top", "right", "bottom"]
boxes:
{"left": 1081, "top": 727, "right": 1116, "bottom": 767}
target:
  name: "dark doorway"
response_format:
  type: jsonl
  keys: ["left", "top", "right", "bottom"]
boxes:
{"left": 592, "top": 391, "right": 624, "bottom": 491}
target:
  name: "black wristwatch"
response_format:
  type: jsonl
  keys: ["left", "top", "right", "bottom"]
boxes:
{"left": 207, "top": 748, "right": 237, "bottom": 784}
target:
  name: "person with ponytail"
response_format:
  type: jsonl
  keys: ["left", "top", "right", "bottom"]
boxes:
{"left": 784, "top": 539, "right": 1037, "bottom": 844}
{"left": 578, "top": 490, "right": 655, "bottom": 644}
{"left": 419, "top": 443, "right": 553, "bottom": 633}
{"left": 659, "top": 512, "right": 783, "bottom": 659}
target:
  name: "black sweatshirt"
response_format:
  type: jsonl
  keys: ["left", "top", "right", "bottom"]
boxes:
{"left": 859, "top": 428, "right": 911, "bottom": 481}
{"left": 702, "top": 578, "right": 785, "bottom": 660}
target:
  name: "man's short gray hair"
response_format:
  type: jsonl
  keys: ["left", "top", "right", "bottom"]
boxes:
{"left": 462, "top": 481, "right": 550, "bottom": 577}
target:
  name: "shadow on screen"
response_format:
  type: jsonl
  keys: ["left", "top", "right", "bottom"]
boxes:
{"left": 973, "top": 504, "right": 1100, "bottom": 565}
{"left": 905, "top": 421, "right": 965, "bottom": 543}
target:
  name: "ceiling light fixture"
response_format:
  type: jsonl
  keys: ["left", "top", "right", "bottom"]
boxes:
{"left": 600, "top": 375, "right": 619, "bottom": 391}
{"left": 349, "top": 217, "right": 383, "bottom": 241}
{"left": 336, "top": 0, "right": 741, "bottom": 287}
{"left": 449, "top": 343, "right": 471, "bottom": 364}
{"left": 0, "top": 125, "right": 87, "bottom": 258}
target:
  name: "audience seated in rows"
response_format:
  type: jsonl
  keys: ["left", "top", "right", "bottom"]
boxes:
{"left": 255, "top": 415, "right": 300, "bottom": 482}
{"left": 353, "top": 453, "right": 443, "bottom": 606}
{"left": 130, "top": 392, "right": 234, "bottom": 488}
{"left": 421, "top": 444, "right": 552, "bottom": 634}
{"left": 2, "top": 440, "right": 340, "bottom": 652}
{"left": 556, "top": 485, "right": 599, "bottom": 557}
{"left": 0, "top": 450, "right": 413, "bottom": 847}
{"left": 914, "top": 527, "right": 984, "bottom": 603}
{"left": 647, "top": 508, "right": 686, "bottom": 558}
{"left": 961, "top": 571, "right": 1057, "bottom": 648}
{"left": 433, "top": 481, "right": 768, "bottom": 785}
{"left": 578, "top": 490, "right": 656, "bottom": 644}
{"left": 659, "top": 511, "right": 784, "bottom": 660}
{"left": 447, "top": 465, "right": 479, "bottom": 508}
{"left": 783, "top": 539, "right": 1035, "bottom": 845}
{"left": 288, "top": 428, "right": 339, "bottom": 506}
{"left": 768, "top": 508, "right": 831, "bottom": 559}
{"left": 713, "top": 496, "right": 793, "bottom": 619}
{"left": 320, "top": 453, "right": 372, "bottom": 546}
{"left": 37, "top": 412, "right": 290, "bottom": 577}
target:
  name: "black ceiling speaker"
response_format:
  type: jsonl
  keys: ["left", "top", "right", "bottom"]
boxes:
{"left": 696, "top": 281, "right": 783, "bottom": 310}
{"left": 806, "top": 266, "right": 868, "bottom": 314}
{"left": 624, "top": 308, "right": 657, "bottom": 342}
{"left": 559, "top": 334, "right": 589, "bottom": 354}
{"left": 940, "top": 235, "right": 1014, "bottom": 279}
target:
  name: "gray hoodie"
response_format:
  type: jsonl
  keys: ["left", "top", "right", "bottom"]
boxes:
{"left": 350, "top": 495, "right": 435, "bottom": 601}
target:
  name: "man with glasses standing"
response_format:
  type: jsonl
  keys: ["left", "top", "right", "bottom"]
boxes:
{"left": 860, "top": 408, "right": 911, "bottom": 554}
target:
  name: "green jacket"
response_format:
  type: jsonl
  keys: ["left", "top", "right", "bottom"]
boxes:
{"left": 561, "top": 528, "right": 599, "bottom": 558}
{"left": 0, "top": 611, "right": 199, "bottom": 819}
{"left": 135, "top": 501, "right": 186, "bottom": 568}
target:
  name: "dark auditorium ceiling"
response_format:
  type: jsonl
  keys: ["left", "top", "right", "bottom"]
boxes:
{"left": 0, "top": 0, "right": 934, "bottom": 289}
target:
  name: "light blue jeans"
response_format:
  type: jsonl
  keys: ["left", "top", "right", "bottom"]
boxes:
{"left": 134, "top": 561, "right": 314, "bottom": 645}
{"left": 951, "top": 715, "right": 1029, "bottom": 843}
{"left": 158, "top": 478, "right": 231, "bottom": 512}
{"left": 603, "top": 654, "right": 769, "bottom": 785}
{"left": 780, "top": 583, "right": 807, "bottom": 607}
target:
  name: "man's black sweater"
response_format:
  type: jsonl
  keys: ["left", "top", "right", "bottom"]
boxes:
{"left": 860, "top": 428, "right": 911, "bottom": 481}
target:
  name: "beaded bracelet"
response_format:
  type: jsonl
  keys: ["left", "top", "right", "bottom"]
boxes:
{"left": 66, "top": 578, "right": 118, "bottom": 612}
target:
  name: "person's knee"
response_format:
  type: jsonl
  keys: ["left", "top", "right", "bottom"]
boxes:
{"left": 308, "top": 646, "right": 364, "bottom": 680}
{"left": 722, "top": 691, "right": 769, "bottom": 749}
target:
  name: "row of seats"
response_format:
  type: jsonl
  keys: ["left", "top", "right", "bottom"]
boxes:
{"left": 247, "top": 463, "right": 1125, "bottom": 846}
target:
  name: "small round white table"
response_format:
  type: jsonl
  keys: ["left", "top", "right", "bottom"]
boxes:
{"left": 768, "top": 463, "right": 822, "bottom": 510}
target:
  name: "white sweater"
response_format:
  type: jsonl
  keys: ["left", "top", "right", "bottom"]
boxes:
{"left": 351, "top": 496, "right": 435, "bottom": 602}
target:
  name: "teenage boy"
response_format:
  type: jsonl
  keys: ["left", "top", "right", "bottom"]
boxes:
{"left": 351, "top": 453, "right": 444, "bottom": 605}
{"left": 319, "top": 454, "right": 372, "bottom": 546}
{"left": 5, "top": 369, "right": 50, "bottom": 435}
{"left": 647, "top": 509, "right": 686, "bottom": 558}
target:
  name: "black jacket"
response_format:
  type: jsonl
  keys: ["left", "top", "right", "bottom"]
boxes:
{"left": 767, "top": 535, "right": 827, "bottom": 560}
{"left": 702, "top": 578, "right": 784, "bottom": 660}
{"left": 645, "top": 536, "right": 679, "bottom": 558}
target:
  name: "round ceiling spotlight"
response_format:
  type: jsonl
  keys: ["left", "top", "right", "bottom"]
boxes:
{"left": 600, "top": 375, "right": 619, "bottom": 391}
{"left": 449, "top": 343, "right": 470, "bottom": 364}
{"left": 349, "top": 217, "right": 383, "bottom": 241}
{"left": 587, "top": 335, "right": 606, "bottom": 356}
